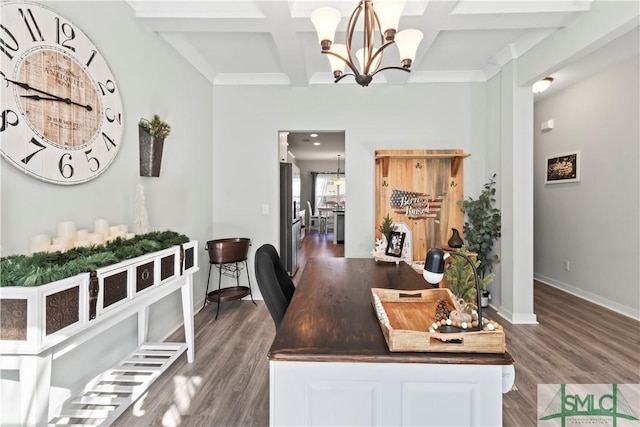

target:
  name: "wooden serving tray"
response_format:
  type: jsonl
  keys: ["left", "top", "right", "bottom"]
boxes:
{"left": 371, "top": 287, "right": 506, "bottom": 354}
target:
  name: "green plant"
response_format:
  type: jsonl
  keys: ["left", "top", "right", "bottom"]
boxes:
{"left": 0, "top": 231, "right": 189, "bottom": 287}
{"left": 458, "top": 174, "right": 501, "bottom": 279}
{"left": 444, "top": 248, "right": 495, "bottom": 305}
{"left": 378, "top": 213, "right": 397, "bottom": 241}
{"left": 139, "top": 114, "right": 171, "bottom": 139}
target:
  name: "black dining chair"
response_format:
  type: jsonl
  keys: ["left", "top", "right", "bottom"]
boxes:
{"left": 254, "top": 244, "right": 296, "bottom": 329}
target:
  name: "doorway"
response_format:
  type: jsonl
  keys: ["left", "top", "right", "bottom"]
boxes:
{"left": 279, "top": 130, "right": 346, "bottom": 282}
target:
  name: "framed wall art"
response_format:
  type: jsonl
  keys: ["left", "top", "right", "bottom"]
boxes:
{"left": 385, "top": 231, "right": 406, "bottom": 258}
{"left": 545, "top": 151, "right": 580, "bottom": 184}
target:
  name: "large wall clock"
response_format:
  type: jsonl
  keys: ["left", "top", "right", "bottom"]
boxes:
{"left": 0, "top": 1, "right": 123, "bottom": 185}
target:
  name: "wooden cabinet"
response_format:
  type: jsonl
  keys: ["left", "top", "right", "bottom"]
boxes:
{"left": 375, "top": 149, "right": 469, "bottom": 264}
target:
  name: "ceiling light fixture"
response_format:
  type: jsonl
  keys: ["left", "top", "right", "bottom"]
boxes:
{"left": 310, "top": 133, "right": 318, "bottom": 137}
{"left": 313, "top": 142, "right": 321, "bottom": 146}
{"left": 532, "top": 77, "right": 554, "bottom": 93}
{"left": 311, "top": 0, "right": 423, "bottom": 87}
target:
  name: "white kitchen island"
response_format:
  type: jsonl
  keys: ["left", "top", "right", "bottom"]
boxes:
{"left": 268, "top": 258, "right": 515, "bottom": 426}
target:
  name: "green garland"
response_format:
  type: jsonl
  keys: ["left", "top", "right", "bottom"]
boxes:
{"left": 1, "top": 230, "right": 189, "bottom": 288}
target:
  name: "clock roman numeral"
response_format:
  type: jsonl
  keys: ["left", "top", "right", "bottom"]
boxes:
{"left": 18, "top": 8, "right": 44, "bottom": 42}
{"left": 21, "top": 138, "right": 47, "bottom": 164}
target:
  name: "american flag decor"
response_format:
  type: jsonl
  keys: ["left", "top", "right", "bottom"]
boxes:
{"left": 389, "top": 189, "right": 445, "bottom": 220}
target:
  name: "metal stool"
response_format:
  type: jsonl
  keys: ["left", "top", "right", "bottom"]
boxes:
{"left": 204, "top": 238, "right": 256, "bottom": 319}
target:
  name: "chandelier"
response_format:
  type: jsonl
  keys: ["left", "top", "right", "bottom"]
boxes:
{"left": 334, "top": 155, "right": 344, "bottom": 185}
{"left": 311, "top": 0, "right": 423, "bottom": 87}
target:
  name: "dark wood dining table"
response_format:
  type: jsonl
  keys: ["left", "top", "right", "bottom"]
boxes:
{"left": 269, "top": 257, "right": 513, "bottom": 365}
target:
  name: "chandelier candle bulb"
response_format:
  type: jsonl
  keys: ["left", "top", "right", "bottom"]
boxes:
{"left": 29, "top": 234, "right": 51, "bottom": 254}
{"left": 310, "top": 7, "right": 342, "bottom": 50}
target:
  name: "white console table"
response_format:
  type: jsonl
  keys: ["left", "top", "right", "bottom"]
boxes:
{"left": 0, "top": 241, "right": 198, "bottom": 426}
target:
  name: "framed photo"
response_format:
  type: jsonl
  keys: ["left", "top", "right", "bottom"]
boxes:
{"left": 545, "top": 151, "right": 580, "bottom": 184}
{"left": 385, "top": 231, "right": 406, "bottom": 258}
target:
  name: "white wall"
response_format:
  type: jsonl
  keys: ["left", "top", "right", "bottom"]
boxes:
{"left": 212, "top": 83, "right": 486, "bottom": 280}
{"left": 533, "top": 55, "right": 640, "bottom": 319}
{"left": 0, "top": 2, "right": 213, "bottom": 423}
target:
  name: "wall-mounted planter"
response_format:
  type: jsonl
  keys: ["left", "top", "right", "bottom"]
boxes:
{"left": 139, "top": 125, "right": 165, "bottom": 177}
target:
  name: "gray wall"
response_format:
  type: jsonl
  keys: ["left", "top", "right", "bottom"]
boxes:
{"left": 533, "top": 55, "right": 640, "bottom": 318}
{"left": 0, "top": 2, "right": 213, "bottom": 423}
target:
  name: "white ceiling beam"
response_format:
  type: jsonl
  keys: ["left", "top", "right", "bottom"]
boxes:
{"left": 258, "top": 2, "right": 310, "bottom": 87}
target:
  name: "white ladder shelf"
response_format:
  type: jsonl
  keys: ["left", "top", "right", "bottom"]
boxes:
{"left": 49, "top": 342, "right": 186, "bottom": 426}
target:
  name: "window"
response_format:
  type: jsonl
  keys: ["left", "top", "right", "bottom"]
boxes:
{"left": 314, "top": 173, "right": 346, "bottom": 207}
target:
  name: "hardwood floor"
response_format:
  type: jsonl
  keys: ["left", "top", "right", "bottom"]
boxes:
{"left": 114, "top": 234, "right": 639, "bottom": 426}
{"left": 292, "top": 229, "right": 344, "bottom": 286}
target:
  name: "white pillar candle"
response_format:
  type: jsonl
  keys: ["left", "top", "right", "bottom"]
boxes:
{"left": 109, "top": 225, "right": 120, "bottom": 236}
{"left": 118, "top": 225, "right": 128, "bottom": 234}
{"left": 94, "top": 219, "right": 109, "bottom": 235}
{"left": 89, "top": 233, "right": 104, "bottom": 246}
{"left": 125, "top": 233, "right": 136, "bottom": 239}
{"left": 74, "top": 240, "right": 91, "bottom": 248}
{"left": 57, "top": 221, "right": 77, "bottom": 242}
{"left": 48, "top": 244, "right": 67, "bottom": 253}
{"left": 76, "top": 229, "right": 89, "bottom": 241}
{"left": 29, "top": 234, "right": 51, "bottom": 254}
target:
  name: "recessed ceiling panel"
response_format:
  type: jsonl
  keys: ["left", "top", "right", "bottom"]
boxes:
{"left": 186, "top": 32, "right": 283, "bottom": 74}
{"left": 419, "top": 29, "right": 526, "bottom": 70}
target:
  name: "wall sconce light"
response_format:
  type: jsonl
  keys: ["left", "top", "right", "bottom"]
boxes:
{"left": 533, "top": 77, "right": 554, "bottom": 93}
{"left": 423, "top": 247, "right": 483, "bottom": 332}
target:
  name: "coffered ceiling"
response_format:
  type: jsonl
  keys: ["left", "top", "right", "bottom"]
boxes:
{"left": 124, "top": 1, "right": 638, "bottom": 161}
{"left": 125, "top": 0, "right": 598, "bottom": 87}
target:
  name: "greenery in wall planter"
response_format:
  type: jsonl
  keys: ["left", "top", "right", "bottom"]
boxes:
{"left": 458, "top": 174, "right": 501, "bottom": 305}
{"left": 139, "top": 115, "right": 171, "bottom": 139}
{"left": 0, "top": 231, "right": 189, "bottom": 287}
{"left": 139, "top": 115, "right": 171, "bottom": 177}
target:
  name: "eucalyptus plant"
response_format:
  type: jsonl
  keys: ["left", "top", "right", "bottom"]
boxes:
{"left": 459, "top": 174, "right": 501, "bottom": 279}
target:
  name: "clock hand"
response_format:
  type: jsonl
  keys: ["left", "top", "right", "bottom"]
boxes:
{"left": 20, "top": 94, "right": 93, "bottom": 111}
{"left": 5, "top": 77, "right": 93, "bottom": 111}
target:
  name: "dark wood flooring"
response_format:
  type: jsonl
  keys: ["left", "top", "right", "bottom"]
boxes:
{"left": 113, "top": 233, "right": 640, "bottom": 426}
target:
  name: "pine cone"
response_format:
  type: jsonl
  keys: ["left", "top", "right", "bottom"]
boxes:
{"left": 435, "top": 298, "right": 451, "bottom": 321}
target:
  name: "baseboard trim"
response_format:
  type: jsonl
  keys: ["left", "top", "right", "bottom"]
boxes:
{"left": 534, "top": 275, "right": 640, "bottom": 320}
